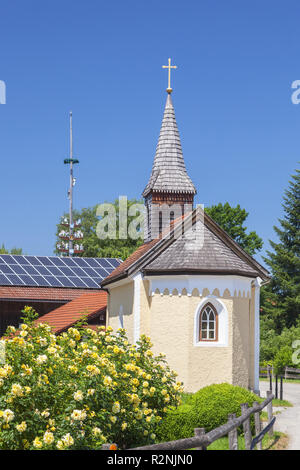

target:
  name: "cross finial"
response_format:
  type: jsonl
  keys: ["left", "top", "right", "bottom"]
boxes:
{"left": 162, "top": 58, "right": 177, "bottom": 94}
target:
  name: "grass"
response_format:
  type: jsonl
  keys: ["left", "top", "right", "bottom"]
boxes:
{"left": 207, "top": 431, "right": 287, "bottom": 450}
{"left": 272, "top": 398, "right": 292, "bottom": 407}
{"left": 260, "top": 377, "right": 300, "bottom": 384}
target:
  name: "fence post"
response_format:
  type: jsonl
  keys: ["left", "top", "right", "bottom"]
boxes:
{"left": 241, "top": 403, "right": 252, "bottom": 450}
{"left": 275, "top": 375, "right": 278, "bottom": 399}
{"left": 280, "top": 376, "right": 283, "bottom": 401}
{"left": 253, "top": 401, "right": 262, "bottom": 450}
{"left": 194, "top": 428, "right": 206, "bottom": 450}
{"left": 267, "top": 390, "right": 274, "bottom": 437}
{"left": 268, "top": 364, "right": 272, "bottom": 392}
{"left": 228, "top": 413, "right": 238, "bottom": 450}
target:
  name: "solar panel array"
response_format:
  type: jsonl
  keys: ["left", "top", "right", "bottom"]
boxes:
{"left": 0, "top": 255, "right": 121, "bottom": 289}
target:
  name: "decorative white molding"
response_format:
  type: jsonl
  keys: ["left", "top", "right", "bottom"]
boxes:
{"left": 194, "top": 297, "right": 229, "bottom": 348}
{"left": 145, "top": 274, "right": 253, "bottom": 298}
{"left": 254, "top": 277, "right": 263, "bottom": 393}
{"left": 133, "top": 273, "right": 142, "bottom": 344}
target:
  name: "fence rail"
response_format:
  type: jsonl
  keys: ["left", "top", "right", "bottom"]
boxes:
{"left": 125, "top": 391, "right": 275, "bottom": 451}
{"left": 260, "top": 365, "right": 300, "bottom": 380}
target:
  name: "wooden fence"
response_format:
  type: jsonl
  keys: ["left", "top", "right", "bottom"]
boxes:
{"left": 284, "top": 367, "right": 300, "bottom": 380}
{"left": 260, "top": 365, "right": 300, "bottom": 380}
{"left": 101, "top": 391, "right": 275, "bottom": 451}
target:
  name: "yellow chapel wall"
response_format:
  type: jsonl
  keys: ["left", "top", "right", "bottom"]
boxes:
{"left": 106, "top": 281, "right": 135, "bottom": 343}
{"left": 107, "top": 278, "right": 256, "bottom": 393}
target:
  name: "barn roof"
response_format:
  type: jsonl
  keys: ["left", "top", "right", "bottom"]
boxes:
{"left": 0, "top": 254, "right": 121, "bottom": 290}
{"left": 35, "top": 291, "right": 107, "bottom": 334}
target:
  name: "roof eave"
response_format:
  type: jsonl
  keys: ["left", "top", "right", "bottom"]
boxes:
{"left": 143, "top": 268, "right": 262, "bottom": 278}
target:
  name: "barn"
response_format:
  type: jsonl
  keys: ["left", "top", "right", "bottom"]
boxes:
{"left": 0, "top": 254, "right": 120, "bottom": 335}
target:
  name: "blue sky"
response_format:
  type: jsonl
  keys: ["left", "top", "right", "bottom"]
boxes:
{"left": 0, "top": 0, "right": 299, "bottom": 264}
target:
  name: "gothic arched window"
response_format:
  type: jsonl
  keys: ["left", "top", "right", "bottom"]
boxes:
{"left": 199, "top": 303, "right": 218, "bottom": 341}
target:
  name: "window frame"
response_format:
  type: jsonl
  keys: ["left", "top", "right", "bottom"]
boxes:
{"left": 199, "top": 302, "right": 218, "bottom": 342}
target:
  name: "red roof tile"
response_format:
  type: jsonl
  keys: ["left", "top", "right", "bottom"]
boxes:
{"left": 0, "top": 286, "right": 94, "bottom": 301}
{"left": 102, "top": 239, "right": 159, "bottom": 285}
{"left": 35, "top": 291, "right": 107, "bottom": 334}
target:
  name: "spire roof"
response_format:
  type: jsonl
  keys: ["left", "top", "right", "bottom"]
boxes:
{"left": 142, "top": 93, "right": 197, "bottom": 197}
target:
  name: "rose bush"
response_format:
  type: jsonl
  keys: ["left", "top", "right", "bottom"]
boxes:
{"left": 0, "top": 307, "right": 182, "bottom": 449}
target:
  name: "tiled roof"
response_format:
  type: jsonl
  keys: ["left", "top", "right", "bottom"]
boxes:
{"left": 101, "top": 209, "right": 270, "bottom": 286}
{"left": 102, "top": 239, "right": 160, "bottom": 285}
{"left": 0, "top": 286, "right": 92, "bottom": 301}
{"left": 142, "top": 94, "right": 196, "bottom": 197}
{"left": 35, "top": 291, "right": 107, "bottom": 334}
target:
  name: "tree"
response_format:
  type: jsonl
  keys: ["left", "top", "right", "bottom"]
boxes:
{"left": 261, "top": 166, "right": 300, "bottom": 331}
{"left": 0, "top": 244, "right": 23, "bottom": 255}
{"left": 55, "top": 198, "right": 144, "bottom": 260}
{"left": 205, "top": 202, "right": 263, "bottom": 256}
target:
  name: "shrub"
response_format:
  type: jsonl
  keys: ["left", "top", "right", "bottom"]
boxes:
{"left": 156, "top": 383, "right": 261, "bottom": 442}
{"left": 155, "top": 404, "right": 196, "bottom": 442}
{"left": 192, "top": 383, "right": 261, "bottom": 432}
{"left": 0, "top": 307, "right": 182, "bottom": 450}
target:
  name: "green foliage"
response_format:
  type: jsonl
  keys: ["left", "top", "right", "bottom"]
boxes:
{"left": 273, "top": 346, "right": 293, "bottom": 375}
{"left": 0, "top": 244, "right": 23, "bottom": 255}
{"left": 205, "top": 202, "right": 263, "bottom": 256}
{"left": 155, "top": 404, "right": 196, "bottom": 442}
{"left": 156, "top": 383, "right": 261, "bottom": 442}
{"left": 20, "top": 306, "right": 39, "bottom": 325}
{"left": 262, "top": 166, "right": 300, "bottom": 331}
{"left": 260, "top": 318, "right": 300, "bottom": 368}
{"left": 0, "top": 310, "right": 182, "bottom": 450}
{"left": 55, "top": 199, "right": 143, "bottom": 259}
{"left": 192, "top": 383, "right": 260, "bottom": 432}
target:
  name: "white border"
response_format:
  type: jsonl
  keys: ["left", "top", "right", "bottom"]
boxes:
{"left": 194, "top": 296, "right": 229, "bottom": 348}
{"left": 133, "top": 273, "right": 142, "bottom": 344}
{"left": 254, "top": 277, "right": 262, "bottom": 393}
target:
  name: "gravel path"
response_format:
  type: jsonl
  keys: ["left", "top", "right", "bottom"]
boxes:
{"left": 260, "top": 381, "right": 300, "bottom": 450}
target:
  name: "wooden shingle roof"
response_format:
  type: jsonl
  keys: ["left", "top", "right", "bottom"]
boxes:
{"left": 142, "top": 93, "right": 196, "bottom": 197}
{"left": 101, "top": 208, "right": 269, "bottom": 287}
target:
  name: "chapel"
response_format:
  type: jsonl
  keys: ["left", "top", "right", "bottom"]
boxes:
{"left": 101, "top": 61, "right": 270, "bottom": 393}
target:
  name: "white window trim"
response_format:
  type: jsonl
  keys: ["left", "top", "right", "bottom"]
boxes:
{"left": 194, "top": 296, "right": 228, "bottom": 347}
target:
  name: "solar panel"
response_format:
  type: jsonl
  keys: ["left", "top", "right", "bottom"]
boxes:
{"left": 0, "top": 274, "right": 11, "bottom": 285}
{"left": 60, "top": 257, "right": 78, "bottom": 267}
{"left": 70, "top": 258, "right": 90, "bottom": 267}
{"left": 6, "top": 274, "right": 24, "bottom": 285}
{"left": 10, "top": 265, "right": 27, "bottom": 275}
{"left": 97, "top": 258, "right": 114, "bottom": 268}
{"left": 0, "top": 255, "right": 17, "bottom": 264}
{"left": 0, "top": 264, "right": 15, "bottom": 274}
{"left": 108, "top": 258, "right": 122, "bottom": 268}
{"left": 0, "top": 255, "right": 121, "bottom": 289}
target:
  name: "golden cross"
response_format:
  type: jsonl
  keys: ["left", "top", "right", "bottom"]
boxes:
{"left": 162, "top": 58, "right": 177, "bottom": 93}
